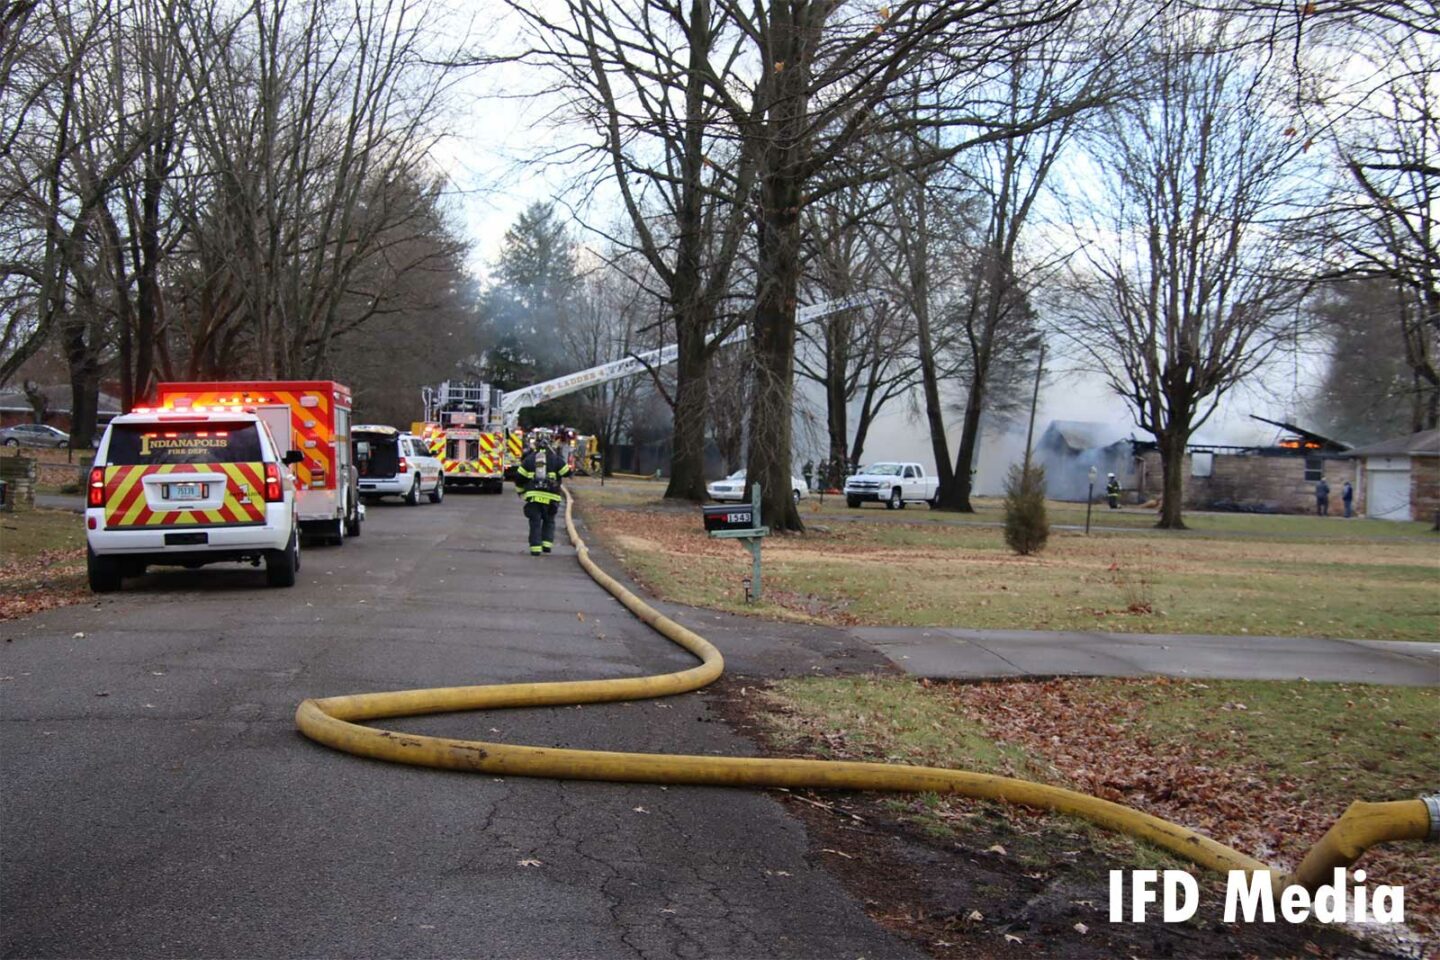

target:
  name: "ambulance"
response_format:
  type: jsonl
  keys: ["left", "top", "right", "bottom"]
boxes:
{"left": 154, "top": 381, "right": 361, "bottom": 543}
{"left": 85, "top": 405, "right": 302, "bottom": 591}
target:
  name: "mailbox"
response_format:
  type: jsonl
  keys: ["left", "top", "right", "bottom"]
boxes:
{"left": 703, "top": 502, "right": 756, "bottom": 533}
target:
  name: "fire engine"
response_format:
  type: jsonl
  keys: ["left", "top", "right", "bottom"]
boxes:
{"left": 415, "top": 382, "right": 508, "bottom": 493}
{"left": 154, "top": 381, "right": 361, "bottom": 544}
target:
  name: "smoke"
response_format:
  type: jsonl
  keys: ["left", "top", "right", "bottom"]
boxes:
{"left": 795, "top": 358, "right": 1296, "bottom": 494}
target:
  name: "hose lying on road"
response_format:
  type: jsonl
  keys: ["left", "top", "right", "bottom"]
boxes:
{"left": 295, "top": 492, "right": 1436, "bottom": 892}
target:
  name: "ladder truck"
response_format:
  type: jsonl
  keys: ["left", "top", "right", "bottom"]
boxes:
{"left": 423, "top": 293, "right": 882, "bottom": 483}
{"left": 416, "top": 382, "right": 507, "bottom": 493}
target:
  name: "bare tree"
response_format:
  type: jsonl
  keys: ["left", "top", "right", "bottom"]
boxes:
{"left": 1067, "top": 17, "right": 1314, "bottom": 529}
{"left": 0, "top": 1, "right": 163, "bottom": 445}
{"left": 559, "top": 250, "right": 659, "bottom": 474}
{"left": 178, "top": 0, "right": 462, "bottom": 378}
{"left": 497, "top": 0, "right": 761, "bottom": 501}
{"left": 797, "top": 186, "right": 919, "bottom": 471}
{"left": 1324, "top": 36, "right": 1438, "bottom": 430}
{"left": 708, "top": 0, "right": 1102, "bottom": 531}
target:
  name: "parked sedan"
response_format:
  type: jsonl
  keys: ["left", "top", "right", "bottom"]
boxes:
{"left": 0, "top": 423, "right": 70, "bottom": 448}
{"left": 706, "top": 468, "right": 809, "bottom": 503}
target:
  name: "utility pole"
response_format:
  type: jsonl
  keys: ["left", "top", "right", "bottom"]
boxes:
{"left": 1022, "top": 339, "right": 1046, "bottom": 473}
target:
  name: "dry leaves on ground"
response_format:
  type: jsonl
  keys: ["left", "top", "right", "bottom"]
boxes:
{"left": 0, "top": 547, "right": 87, "bottom": 621}
{"left": 947, "top": 678, "right": 1437, "bottom": 937}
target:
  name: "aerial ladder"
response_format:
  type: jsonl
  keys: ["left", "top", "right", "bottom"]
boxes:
{"left": 495, "top": 293, "right": 883, "bottom": 429}
{"left": 422, "top": 293, "right": 883, "bottom": 480}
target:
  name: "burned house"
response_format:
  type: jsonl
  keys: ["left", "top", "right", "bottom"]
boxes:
{"left": 1131, "top": 417, "right": 1352, "bottom": 514}
{"left": 1033, "top": 421, "right": 1136, "bottom": 501}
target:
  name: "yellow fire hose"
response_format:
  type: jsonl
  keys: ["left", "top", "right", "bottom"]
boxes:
{"left": 295, "top": 493, "right": 1436, "bottom": 893}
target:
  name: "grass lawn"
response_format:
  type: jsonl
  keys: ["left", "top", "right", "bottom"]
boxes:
{"left": 571, "top": 480, "right": 1440, "bottom": 640}
{"left": 753, "top": 675, "right": 1440, "bottom": 936}
{"left": 0, "top": 507, "right": 88, "bottom": 619}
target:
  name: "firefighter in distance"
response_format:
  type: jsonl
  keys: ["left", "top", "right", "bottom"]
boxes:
{"left": 515, "top": 437, "right": 570, "bottom": 555}
{"left": 1106, "top": 472, "right": 1122, "bottom": 509}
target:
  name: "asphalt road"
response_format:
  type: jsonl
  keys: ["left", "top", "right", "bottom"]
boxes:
{"left": 1, "top": 492, "right": 915, "bottom": 960}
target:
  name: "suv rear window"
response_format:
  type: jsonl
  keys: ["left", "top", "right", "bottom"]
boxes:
{"left": 354, "top": 433, "right": 400, "bottom": 477}
{"left": 107, "top": 422, "right": 264, "bottom": 465}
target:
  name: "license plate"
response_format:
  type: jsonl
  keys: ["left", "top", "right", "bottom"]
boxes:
{"left": 164, "top": 532, "right": 208, "bottom": 546}
{"left": 168, "top": 482, "right": 203, "bottom": 500}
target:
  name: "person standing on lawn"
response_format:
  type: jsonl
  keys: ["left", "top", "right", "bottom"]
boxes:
{"left": 1105, "top": 473, "right": 1121, "bottom": 509}
{"left": 1342, "top": 479, "right": 1354, "bottom": 518}
{"left": 1315, "top": 477, "right": 1331, "bottom": 516}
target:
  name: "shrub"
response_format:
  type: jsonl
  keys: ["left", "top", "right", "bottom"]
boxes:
{"left": 1003, "top": 463, "right": 1049, "bottom": 556}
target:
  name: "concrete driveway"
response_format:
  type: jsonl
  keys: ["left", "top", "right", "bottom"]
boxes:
{"left": 1, "top": 493, "right": 915, "bottom": 959}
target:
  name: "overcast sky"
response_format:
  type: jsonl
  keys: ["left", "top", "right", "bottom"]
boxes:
{"left": 432, "top": 6, "right": 1337, "bottom": 475}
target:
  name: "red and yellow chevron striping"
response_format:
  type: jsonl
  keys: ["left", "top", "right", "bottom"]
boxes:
{"left": 173, "top": 388, "right": 333, "bottom": 490}
{"left": 103, "top": 463, "right": 268, "bottom": 528}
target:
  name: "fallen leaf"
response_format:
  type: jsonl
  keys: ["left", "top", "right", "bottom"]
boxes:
{"left": 1073, "top": 922, "right": 1089, "bottom": 934}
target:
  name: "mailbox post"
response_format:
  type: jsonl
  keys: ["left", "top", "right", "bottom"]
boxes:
{"left": 1086, "top": 465, "right": 1097, "bottom": 535}
{"left": 702, "top": 483, "right": 769, "bottom": 602}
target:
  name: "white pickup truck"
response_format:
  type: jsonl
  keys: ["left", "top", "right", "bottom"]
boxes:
{"left": 844, "top": 462, "right": 940, "bottom": 509}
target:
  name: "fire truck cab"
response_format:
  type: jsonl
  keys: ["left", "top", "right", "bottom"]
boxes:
{"left": 418, "top": 381, "right": 507, "bottom": 493}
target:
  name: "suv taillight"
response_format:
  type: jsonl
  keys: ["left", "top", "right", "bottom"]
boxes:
{"left": 88, "top": 466, "right": 105, "bottom": 507}
{"left": 264, "top": 462, "right": 283, "bottom": 502}
{"left": 398, "top": 457, "right": 408, "bottom": 474}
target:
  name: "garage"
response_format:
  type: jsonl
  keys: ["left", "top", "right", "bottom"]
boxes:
{"left": 1366, "top": 461, "right": 1411, "bottom": 521}
{"left": 1343, "top": 429, "right": 1440, "bottom": 524}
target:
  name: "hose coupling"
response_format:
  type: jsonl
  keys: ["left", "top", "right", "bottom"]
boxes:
{"left": 1423, "top": 795, "right": 1440, "bottom": 843}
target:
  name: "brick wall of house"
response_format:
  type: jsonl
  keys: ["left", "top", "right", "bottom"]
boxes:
{"left": 1134, "top": 449, "right": 1350, "bottom": 514}
{"left": 1412, "top": 456, "right": 1440, "bottom": 525}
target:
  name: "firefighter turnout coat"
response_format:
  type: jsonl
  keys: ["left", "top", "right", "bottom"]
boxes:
{"left": 515, "top": 449, "right": 570, "bottom": 505}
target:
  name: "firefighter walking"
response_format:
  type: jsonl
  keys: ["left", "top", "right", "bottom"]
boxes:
{"left": 1105, "top": 472, "right": 1122, "bottom": 509}
{"left": 515, "top": 438, "right": 570, "bottom": 555}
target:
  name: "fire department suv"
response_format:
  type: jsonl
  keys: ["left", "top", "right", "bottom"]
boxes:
{"left": 85, "top": 405, "right": 303, "bottom": 591}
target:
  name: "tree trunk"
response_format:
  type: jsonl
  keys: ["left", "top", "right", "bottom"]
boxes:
{"left": 905, "top": 181, "right": 954, "bottom": 501}
{"left": 664, "top": 318, "right": 710, "bottom": 500}
{"left": 133, "top": 164, "right": 163, "bottom": 405}
{"left": 1156, "top": 430, "right": 1188, "bottom": 530}
{"left": 946, "top": 372, "right": 986, "bottom": 512}
{"left": 915, "top": 298, "right": 953, "bottom": 500}
{"left": 747, "top": 175, "right": 804, "bottom": 531}
{"left": 825, "top": 335, "right": 849, "bottom": 477}
{"left": 62, "top": 317, "right": 101, "bottom": 449}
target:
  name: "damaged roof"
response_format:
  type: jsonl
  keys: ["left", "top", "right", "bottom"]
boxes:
{"left": 1040, "top": 420, "right": 1132, "bottom": 452}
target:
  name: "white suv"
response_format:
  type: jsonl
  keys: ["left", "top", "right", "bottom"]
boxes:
{"left": 353, "top": 426, "right": 444, "bottom": 505}
{"left": 85, "top": 408, "right": 302, "bottom": 591}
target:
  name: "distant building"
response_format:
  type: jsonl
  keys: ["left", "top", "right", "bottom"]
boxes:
{"left": 1131, "top": 418, "right": 1351, "bottom": 514}
{"left": 1033, "top": 420, "right": 1135, "bottom": 501}
{"left": 0, "top": 385, "right": 122, "bottom": 431}
{"left": 1340, "top": 429, "right": 1440, "bottom": 522}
